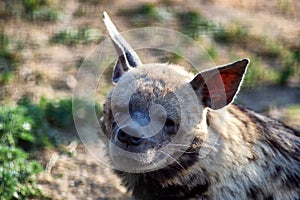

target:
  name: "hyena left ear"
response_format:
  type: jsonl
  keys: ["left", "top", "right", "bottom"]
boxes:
{"left": 103, "top": 12, "right": 142, "bottom": 83}
{"left": 190, "top": 59, "right": 249, "bottom": 110}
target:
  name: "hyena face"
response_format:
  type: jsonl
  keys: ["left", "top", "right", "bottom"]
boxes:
{"left": 104, "top": 64, "right": 203, "bottom": 170}
{"left": 101, "top": 12, "right": 249, "bottom": 172}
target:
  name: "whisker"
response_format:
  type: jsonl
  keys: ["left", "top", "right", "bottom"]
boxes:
{"left": 164, "top": 147, "right": 198, "bottom": 154}
{"left": 167, "top": 144, "right": 191, "bottom": 147}
{"left": 150, "top": 159, "right": 158, "bottom": 169}
{"left": 158, "top": 150, "right": 186, "bottom": 171}
{"left": 200, "top": 143, "right": 218, "bottom": 151}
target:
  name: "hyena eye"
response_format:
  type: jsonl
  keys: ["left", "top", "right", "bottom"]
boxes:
{"left": 165, "top": 118, "right": 175, "bottom": 127}
{"left": 165, "top": 118, "right": 176, "bottom": 134}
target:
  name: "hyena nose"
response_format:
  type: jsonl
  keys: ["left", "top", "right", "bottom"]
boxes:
{"left": 117, "top": 126, "right": 144, "bottom": 146}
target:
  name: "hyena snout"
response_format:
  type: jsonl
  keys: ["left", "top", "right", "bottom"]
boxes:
{"left": 117, "top": 125, "right": 144, "bottom": 146}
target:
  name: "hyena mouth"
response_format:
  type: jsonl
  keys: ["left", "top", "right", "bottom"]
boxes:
{"left": 108, "top": 130, "right": 202, "bottom": 172}
{"left": 109, "top": 126, "right": 174, "bottom": 163}
{"left": 108, "top": 119, "right": 203, "bottom": 172}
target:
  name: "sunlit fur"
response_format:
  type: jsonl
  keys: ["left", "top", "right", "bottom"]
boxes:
{"left": 101, "top": 63, "right": 300, "bottom": 200}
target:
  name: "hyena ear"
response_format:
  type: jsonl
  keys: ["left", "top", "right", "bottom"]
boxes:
{"left": 190, "top": 59, "right": 249, "bottom": 110}
{"left": 103, "top": 12, "right": 142, "bottom": 83}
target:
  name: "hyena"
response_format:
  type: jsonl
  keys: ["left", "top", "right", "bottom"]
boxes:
{"left": 100, "top": 12, "right": 300, "bottom": 200}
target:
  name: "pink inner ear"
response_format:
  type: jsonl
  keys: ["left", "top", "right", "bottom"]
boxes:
{"left": 205, "top": 72, "right": 242, "bottom": 105}
{"left": 199, "top": 59, "right": 249, "bottom": 110}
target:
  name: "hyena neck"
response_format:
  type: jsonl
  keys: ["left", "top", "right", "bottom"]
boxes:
{"left": 115, "top": 154, "right": 210, "bottom": 200}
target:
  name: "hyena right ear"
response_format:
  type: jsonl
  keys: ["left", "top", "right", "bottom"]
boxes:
{"left": 190, "top": 59, "right": 249, "bottom": 110}
{"left": 103, "top": 12, "right": 142, "bottom": 83}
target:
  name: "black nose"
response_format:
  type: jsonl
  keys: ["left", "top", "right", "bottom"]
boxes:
{"left": 117, "top": 127, "right": 144, "bottom": 146}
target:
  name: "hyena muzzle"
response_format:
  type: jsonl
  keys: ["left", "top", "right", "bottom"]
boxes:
{"left": 99, "top": 12, "right": 300, "bottom": 200}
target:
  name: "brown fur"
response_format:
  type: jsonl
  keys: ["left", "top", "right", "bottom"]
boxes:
{"left": 100, "top": 12, "right": 300, "bottom": 200}
{"left": 101, "top": 65, "right": 300, "bottom": 200}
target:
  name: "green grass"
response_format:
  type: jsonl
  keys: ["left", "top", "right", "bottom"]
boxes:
{"left": 43, "top": 98, "right": 75, "bottom": 130}
{"left": 213, "top": 22, "right": 248, "bottom": 44}
{"left": 213, "top": 22, "right": 284, "bottom": 58}
{"left": 31, "top": 7, "right": 61, "bottom": 21}
{"left": 284, "top": 104, "right": 300, "bottom": 129}
{"left": 0, "top": 145, "right": 43, "bottom": 199}
{"left": 23, "top": 0, "right": 46, "bottom": 14}
{"left": 22, "top": 0, "right": 61, "bottom": 22}
{"left": 293, "top": 45, "right": 300, "bottom": 62}
{"left": 177, "top": 11, "right": 216, "bottom": 39}
{"left": 263, "top": 39, "right": 284, "bottom": 58}
{"left": 1, "top": 100, "right": 51, "bottom": 149}
{"left": 212, "top": 21, "right": 299, "bottom": 85}
{"left": 118, "top": 3, "right": 172, "bottom": 26}
{"left": 51, "top": 27, "right": 103, "bottom": 46}
{"left": 118, "top": 3, "right": 159, "bottom": 26}
{"left": 0, "top": 96, "right": 102, "bottom": 199}
{"left": 242, "top": 57, "right": 279, "bottom": 88}
{"left": 0, "top": 31, "right": 18, "bottom": 85}
{"left": 0, "top": 0, "right": 61, "bottom": 21}
{"left": 0, "top": 100, "right": 48, "bottom": 199}
{"left": 206, "top": 46, "right": 218, "bottom": 60}
{"left": 277, "top": 0, "right": 292, "bottom": 15}
{"left": 286, "top": 105, "right": 300, "bottom": 118}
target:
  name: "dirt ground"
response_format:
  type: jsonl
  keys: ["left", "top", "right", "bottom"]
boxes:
{"left": 35, "top": 142, "right": 130, "bottom": 200}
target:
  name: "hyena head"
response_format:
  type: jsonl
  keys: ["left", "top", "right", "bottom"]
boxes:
{"left": 101, "top": 12, "right": 249, "bottom": 172}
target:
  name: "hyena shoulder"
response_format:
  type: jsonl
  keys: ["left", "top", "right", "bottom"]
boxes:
{"left": 205, "top": 104, "right": 300, "bottom": 199}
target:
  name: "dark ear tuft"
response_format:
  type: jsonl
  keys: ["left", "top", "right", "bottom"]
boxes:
{"left": 112, "top": 60, "right": 124, "bottom": 83}
{"left": 190, "top": 59, "right": 249, "bottom": 110}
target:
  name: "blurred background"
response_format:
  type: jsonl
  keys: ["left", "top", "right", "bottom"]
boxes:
{"left": 0, "top": 0, "right": 299, "bottom": 199}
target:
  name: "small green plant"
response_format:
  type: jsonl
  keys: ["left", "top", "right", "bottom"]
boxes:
{"left": 0, "top": 101, "right": 49, "bottom": 199}
{"left": 0, "top": 71, "right": 15, "bottom": 85}
{"left": 44, "top": 98, "right": 74, "bottom": 130}
{"left": 44, "top": 98, "right": 102, "bottom": 130}
{"left": 243, "top": 57, "right": 279, "bottom": 88}
{"left": 73, "top": 7, "right": 85, "bottom": 17}
{"left": 139, "top": 3, "right": 158, "bottom": 18}
{"left": 118, "top": 3, "right": 162, "bottom": 26}
{"left": 293, "top": 45, "right": 300, "bottom": 62}
{"left": 31, "top": 7, "right": 61, "bottom": 21}
{"left": 22, "top": 0, "right": 61, "bottom": 22}
{"left": 261, "top": 39, "right": 284, "bottom": 58}
{"left": 213, "top": 23, "right": 248, "bottom": 44}
{"left": 0, "top": 31, "right": 17, "bottom": 62}
{"left": 0, "top": 31, "right": 18, "bottom": 85}
{"left": 51, "top": 27, "right": 103, "bottom": 45}
{"left": 0, "top": 97, "right": 103, "bottom": 199}
{"left": 0, "top": 145, "right": 43, "bottom": 199}
{"left": 286, "top": 105, "right": 300, "bottom": 128}
{"left": 168, "top": 52, "right": 183, "bottom": 63}
{"left": 277, "top": 0, "right": 292, "bottom": 15}
{"left": 0, "top": 106, "right": 34, "bottom": 147}
{"left": 279, "top": 64, "right": 297, "bottom": 85}
{"left": 177, "top": 11, "right": 216, "bottom": 39}
{"left": 275, "top": 49, "right": 299, "bottom": 85}
{"left": 206, "top": 46, "right": 218, "bottom": 60}
{"left": 0, "top": 102, "right": 51, "bottom": 149}
{"left": 23, "top": 0, "right": 43, "bottom": 13}
{"left": 0, "top": 31, "right": 9, "bottom": 56}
